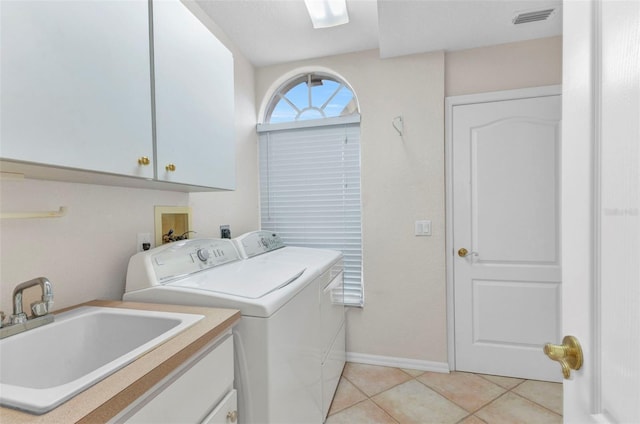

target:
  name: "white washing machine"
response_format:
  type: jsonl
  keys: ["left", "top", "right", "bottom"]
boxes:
{"left": 123, "top": 234, "right": 344, "bottom": 424}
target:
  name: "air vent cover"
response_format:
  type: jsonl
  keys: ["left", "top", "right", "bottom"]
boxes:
{"left": 513, "top": 8, "right": 555, "bottom": 24}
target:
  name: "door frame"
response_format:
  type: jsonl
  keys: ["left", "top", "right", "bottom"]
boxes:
{"left": 444, "top": 85, "right": 562, "bottom": 371}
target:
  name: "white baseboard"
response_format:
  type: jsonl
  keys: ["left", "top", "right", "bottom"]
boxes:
{"left": 346, "top": 352, "right": 450, "bottom": 374}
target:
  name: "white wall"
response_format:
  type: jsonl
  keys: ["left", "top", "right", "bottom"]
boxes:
{"left": 0, "top": 2, "right": 257, "bottom": 314}
{"left": 256, "top": 50, "right": 448, "bottom": 364}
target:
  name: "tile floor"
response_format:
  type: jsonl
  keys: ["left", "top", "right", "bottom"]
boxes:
{"left": 327, "top": 363, "right": 562, "bottom": 424}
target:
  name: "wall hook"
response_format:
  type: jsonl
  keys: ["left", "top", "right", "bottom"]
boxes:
{"left": 392, "top": 116, "right": 404, "bottom": 138}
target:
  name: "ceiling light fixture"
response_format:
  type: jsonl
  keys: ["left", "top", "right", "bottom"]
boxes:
{"left": 303, "top": 0, "right": 349, "bottom": 29}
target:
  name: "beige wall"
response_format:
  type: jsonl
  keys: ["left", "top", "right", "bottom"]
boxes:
{"left": 256, "top": 50, "right": 448, "bottom": 363}
{"left": 0, "top": 3, "right": 257, "bottom": 314}
{"left": 255, "top": 37, "right": 562, "bottom": 365}
{"left": 0, "top": 181, "right": 188, "bottom": 313}
{"left": 446, "top": 36, "right": 562, "bottom": 96}
{"left": 185, "top": 1, "right": 260, "bottom": 238}
{"left": 0, "top": 25, "right": 561, "bottom": 365}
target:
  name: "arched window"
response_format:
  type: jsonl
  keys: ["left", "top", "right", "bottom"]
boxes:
{"left": 265, "top": 73, "right": 358, "bottom": 123}
{"left": 258, "top": 72, "right": 363, "bottom": 306}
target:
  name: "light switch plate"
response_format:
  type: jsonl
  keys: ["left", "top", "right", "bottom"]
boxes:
{"left": 415, "top": 220, "right": 432, "bottom": 236}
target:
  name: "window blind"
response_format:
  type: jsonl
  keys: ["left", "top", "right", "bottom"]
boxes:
{"left": 258, "top": 121, "right": 363, "bottom": 306}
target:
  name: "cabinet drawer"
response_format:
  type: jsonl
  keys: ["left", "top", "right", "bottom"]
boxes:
{"left": 124, "top": 334, "right": 233, "bottom": 423}
{"left": 201, "top": 389, "right": 238, "bottom": 424}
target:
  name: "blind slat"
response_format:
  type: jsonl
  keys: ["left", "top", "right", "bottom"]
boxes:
{"left": 259, "top": 123, "right": 364, "bottom": 307}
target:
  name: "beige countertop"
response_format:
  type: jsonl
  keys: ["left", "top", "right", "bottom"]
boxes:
{"left": 0, "top": 300, "right": 241, "bottom": 424}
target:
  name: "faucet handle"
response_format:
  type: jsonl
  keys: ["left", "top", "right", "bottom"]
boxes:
{"left": 10, "top": 312, "right": 27, "bottom": 325}
{"left": 31, "top": 301, "right": 49, "bottom": 317}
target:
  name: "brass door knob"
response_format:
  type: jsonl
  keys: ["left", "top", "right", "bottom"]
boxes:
{"left": 458, "top": 248, "right": 479, "bottom": 258}
{"left": 137, "top": 156, "right": 150, "bottom": 166}
{"left": 544, "top": 335, "right": 583, "bottom": 379}
{"left": 165, "top": 163, "right": 176, "bottom": 172}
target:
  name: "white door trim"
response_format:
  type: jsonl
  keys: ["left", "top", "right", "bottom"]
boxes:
{"left": 444, "top": 85, "right": 563, "bottom": 371}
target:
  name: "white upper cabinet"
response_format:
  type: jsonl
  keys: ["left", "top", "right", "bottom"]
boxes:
{"left": 0, "top": 0, "right": 235, "bottom": 191}
{"left": 1, "top": 0, "right": 154, "bottom": 179}
{"left": 152, "top": 0, "right": 235, "bottom": 189}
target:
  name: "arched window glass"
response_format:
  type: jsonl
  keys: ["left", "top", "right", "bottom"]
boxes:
{"left": 265, "top": 73, "right": 357, "bottom": 123}
{"left": 258, "top": 72, "right": 363, "bottom": 306}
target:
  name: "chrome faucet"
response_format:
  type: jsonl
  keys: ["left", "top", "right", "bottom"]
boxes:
{"left": 11, "top": 277, "right": 54, "bottom": 323}
{"left": 0, "top": 277, "right": 55, "bottom": 339}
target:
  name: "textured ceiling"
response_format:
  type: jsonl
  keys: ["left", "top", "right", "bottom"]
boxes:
{"left": 196, "top": 0, "right": 562, "bottom": 67}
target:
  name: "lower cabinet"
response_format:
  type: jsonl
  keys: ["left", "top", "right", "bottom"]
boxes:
{"left": 116, "top": 332, "right": 236, "bottom": 424}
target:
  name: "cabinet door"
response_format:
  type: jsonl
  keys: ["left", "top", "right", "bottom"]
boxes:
{"left": 125, "top": 335, "right": 234, "bottom": 423}
{"left": 0, "top": 1, "right": 154, "bottom": 178}
{"left": 152, "top": 0, "right": 235, "bottom": 189}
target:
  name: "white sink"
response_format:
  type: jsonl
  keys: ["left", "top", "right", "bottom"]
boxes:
{"left": 0, "top": 306, "right": 203, "bottom": 414}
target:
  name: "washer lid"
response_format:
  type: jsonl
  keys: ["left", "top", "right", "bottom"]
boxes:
{"left": 166, "top": 260, "right": 306, "bottom": 299}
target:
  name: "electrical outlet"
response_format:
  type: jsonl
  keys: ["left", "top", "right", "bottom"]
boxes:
{"left": 137, "top": 233, "right": 152, "bottom": 252}
{"left": 220, "top": 225, "right": 231, "bottom": 239}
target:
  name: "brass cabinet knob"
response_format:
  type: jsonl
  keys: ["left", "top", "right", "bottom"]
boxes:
{"left": 137, "top": 156, "right": 150, "bottom": 166}
{"left": 544, "top": 335, "right": 583, "bottom": 379}
{"left": 226, "top": 410, "right": 238, "bottom": 423}
{"left": 165, "top": 163, "right": 176, "bottom": 172}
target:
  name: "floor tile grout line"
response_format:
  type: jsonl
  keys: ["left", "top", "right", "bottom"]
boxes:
{"left": 342, "top": 368, "right": 414, "bottom": 398}
{"left": 331, "top": 364, "right": 563, "bottom": 422}
{"left": 455, "top": 412, "right": 488, "bottom": 424}
{"left": 369, "top": 373, "right": 476, "bottom": 422}
{"left": 335, "top": 397, "right": 401, "bottom": 424}
{"left": 507, "top": 388, "right": 564, "bottom": 418}
{"left": 366, "top": 396, "right": 402, "bottom": 424}
{"left": 341, "top": 369, "right": 466, "bottom": 422}
{"left": 413, "top": 371, "right": 512, "bottom": 415}
{"left": 411, "top": 373, "right": 492, "bottom": 414}
{"left": 326, "top": 376, "right": 366, "bottom": 417}
{"left": 473, "top": 372, "right": 564, "bottom": 417}
{"left": 476, "top": 372, "right": 526, "bottom": 390}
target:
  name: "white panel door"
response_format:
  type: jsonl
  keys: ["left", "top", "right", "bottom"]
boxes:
{"left": 562, "top": 0, "right": 640, "bottom": 421}
{"left": 0, "top": 0, "right": 153, "bottom": 178}
{"left": 453, "top": 95, "right": 562, "bottom": 382}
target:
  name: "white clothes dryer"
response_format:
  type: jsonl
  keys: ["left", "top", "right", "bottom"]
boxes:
{"left": 123, "top": 236, "right": 344, "bottom": 424}
{"left": 233, "top": 231, "right": 346, "bottom": 420}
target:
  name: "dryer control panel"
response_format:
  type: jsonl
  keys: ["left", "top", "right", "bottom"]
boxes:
{"left": 152, "top": 239, "right": 241, "bottom": 283}
{"left": 233, "top": 231, "right": 285, "bottom": 259}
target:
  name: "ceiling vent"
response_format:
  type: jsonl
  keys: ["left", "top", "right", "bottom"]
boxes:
{"left": 512, "top": 8, "right": 555, "bottom": 25}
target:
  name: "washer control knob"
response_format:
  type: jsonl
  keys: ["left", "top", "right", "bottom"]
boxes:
{"left": 196, "top": 248, "right": 210, "bottom": 262}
